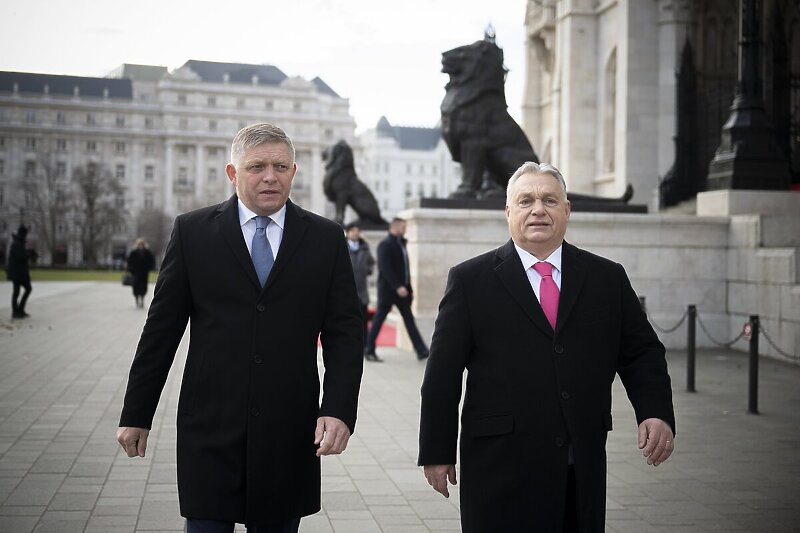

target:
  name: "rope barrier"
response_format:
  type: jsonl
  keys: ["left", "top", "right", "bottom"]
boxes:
{"left": 646, "top": 309, "right": 688, "bottom": 334}
{"left": 695, "top": 311, "right": 745, "bottom": 348}
{"left": 759, "top": 324, "right": 800, "bottom": 360}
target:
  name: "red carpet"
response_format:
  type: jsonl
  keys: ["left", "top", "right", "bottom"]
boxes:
{"left": 316, "top": 313, "right": 397, "bottom": 347}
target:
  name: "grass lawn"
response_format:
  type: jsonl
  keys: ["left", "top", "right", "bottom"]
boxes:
{"left": 30, "top": 269, "right": 159, "bottom": 282}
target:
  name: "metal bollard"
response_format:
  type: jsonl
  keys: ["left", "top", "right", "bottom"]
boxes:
{"left": 687, "top": 305, "right": 696, "bottom": 393}
{"left": 748, "top": 315, "right": 759, "bottom": 414}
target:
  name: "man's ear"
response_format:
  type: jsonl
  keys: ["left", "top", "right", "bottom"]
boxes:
{"left": 225, "top": 163, "right": 237, "bottom": 185}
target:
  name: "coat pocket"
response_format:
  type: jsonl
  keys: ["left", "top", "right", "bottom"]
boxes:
{"left": 467, "top": 414, "right": 514, "bottom": 437}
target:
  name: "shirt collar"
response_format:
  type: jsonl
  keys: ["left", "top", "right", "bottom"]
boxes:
{"left": 513, "top": 243, "right": 563, "bottom": 273}
{"left": 237, "top": 200, "right": 287, "bottom": 231}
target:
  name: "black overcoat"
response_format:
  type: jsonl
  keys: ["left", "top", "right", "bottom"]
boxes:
{"left": 419, "top": 240, "right": 675, "bottom": 532}
{"left": 120, "top": 196, "right": 364, "bottom": 524}
{"left": 376, "top": 233, "right": 410, "bottom": 302}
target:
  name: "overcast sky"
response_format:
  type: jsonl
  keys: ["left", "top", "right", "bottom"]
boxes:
{"left": 0, "top": 0, "right": 528, "bottom": 133}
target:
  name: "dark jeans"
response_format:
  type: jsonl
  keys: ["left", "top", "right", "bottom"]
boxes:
{"left": 365, "top": 295, "right": 428, "bottom": 356}
{"left": 11, "top": 280, "right": 32, "bottom": 314}
{"left": 185, "top": 517, "right": 300, "bottom": 533}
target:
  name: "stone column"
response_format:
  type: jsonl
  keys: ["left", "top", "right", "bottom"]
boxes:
{"left": 656, "top": 0, "right": 692, "bottom": 180}
{"left": 195, "top": 143, "right": 204, "bottom": 203}
{"left": 164, "top": 141, "right": 175, "bottom": 217}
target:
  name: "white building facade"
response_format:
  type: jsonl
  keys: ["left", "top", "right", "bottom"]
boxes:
{"left": 357, "top": 117, "right": 461, "bottom": 220}
{"left": 0, "top": 60, "right": 356, "bottom": 265}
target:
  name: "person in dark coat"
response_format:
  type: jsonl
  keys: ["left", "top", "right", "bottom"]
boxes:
{"left": 6, "top": 225, "right": 32, "bottom": 319}
{"left": 126, "top": 238, "right": 156, "bottom": 308}
{"left": 116, "top": 123, "right": 364, "bottom": 533}
{"left": 418, "top": 162, "right": 675, "bottom": 533}
{"left": 363, "top": 217, "right": 430, "bottom": 362}
{"left": 345, "top": 222, "right": 375, "bottom": 349}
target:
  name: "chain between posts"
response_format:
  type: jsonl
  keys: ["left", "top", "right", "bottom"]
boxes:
{"left": 645, "top": 308, "right": 688, "bottom": 334}
{"left": 695, "top": 312, "right": 745, "bottom": 348}
{"left": 758, "top": 324, "right": 800, "bottom": 360}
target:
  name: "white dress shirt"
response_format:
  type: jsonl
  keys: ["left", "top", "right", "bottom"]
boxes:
{"left": 514, "top": 243, "right": 563, "bottom": 303}
{"left": 237, "top": 200, "right": 286, "bottom": 260}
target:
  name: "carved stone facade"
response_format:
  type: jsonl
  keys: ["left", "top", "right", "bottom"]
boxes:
{"left": 523, "top": 0, "right": 800, "bottom": 207}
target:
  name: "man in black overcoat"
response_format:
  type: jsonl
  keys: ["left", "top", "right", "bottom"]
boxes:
{"left": 364, "top": 217, "right": 429, "bottom": 362}
{"left": 6, "top": 224, "right": 32, "bottom": 319}
{"left": 419, "top": 162, "right": 675, "bottom": 532}
{"left": 117, "top": 123, "right": 364, "bottom": 533}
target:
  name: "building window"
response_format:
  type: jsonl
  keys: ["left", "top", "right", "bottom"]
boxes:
{"left": 209, "top": 119, "right": 217, "bottom": 131}
{"left": 179, "top": 146, "right": 189, "bottom": 156}
{"left": 419, "top": 164, "right": 425, "bottom": 175}
{"left": 25, "top": 161, "right": 36, "bottom": 177}
{"left": 0, "top": 159, "right": 4, "bottom": 176}
{"left": 145, "top": 117, "right": 154, "bottom": 129}
{"left": 237, "top": 98, "right": 245, "bottom": 109}
{"left": 406, "top": 164, "right": 412, "bottom": 174}
{"left": 115, "top": 194, "right": 125, "bottom": 208}
{"left": 144, "top": 143, "right": 155, "bottom": 155}
{"left": 56, "top": 138, "right": 67, "bottom": 151}
{"left": 179, "top": 118, "right": 188, "bottom": 130}
{"left": 116, "top": 164, "right": 125, "bottom": 179}
{"left": 432, "top": 165, "right": 438, "bottom": 176}
{"left": 208, "top": 168, "right": 217, "bottom": 181}
{"left": 144, "top": 191, "right": 154, "bottom": 208}
{"left": 115, "top": 142, "right": 126, "bottom": 153}
{"left": 56, "top": 161, "right": 66, "bottom": 177}
{"left": 144, "top": 165, "right": 154, "bottom": 181}
{"left": 25, "top": 110, "right": 36, "bottom": 123}
{"left": 86, "top": 113, "right": 95, "bottom": 125}
{"left": 265, "top": 101, "right": 274, "bottom": 110}
{"left": 293, "top": 101, "right": 302, "bottom": 111}
{"left": 325, "top": 128, "right": 334, "bottom": 139}
{"left": 178, "top": 167, "right": 188, "bottom": 185}
{"left": 116, "top": 115, "right": 125, "bottom": 127}
{"left": 87, "top": 140, "right": 96, "bottom": 152}
{"left": 25, "top": 138, "right": 37, "bottom": 151}
{"left": 405, "top": 183, "right": 412, "bottom": 198}
{"left": 208, "top": 96, "right": 216, "bottom": 107}
{"left": 178, "top": 94, "right": 187, "bottom": 105}
{"left": 384, "top": 162, "right": 389, "bottom": 172}
{"left": 56, "top": 111, "right": 66, "bottom": 124}
{"left": 0, "top": 137, "right": 5, "bottom": 149}
{"left": 432, "top": 184, "right": 438, "bottom": 198}
{"left": 418, "top": 183, "right": 425, "bottom": 196}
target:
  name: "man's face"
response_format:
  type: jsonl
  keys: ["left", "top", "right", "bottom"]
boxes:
{"left": 346, "top": 227, "right": 361, "bottom": 241}
{"left": 391, "top": 221, "right": 407, "bottom": 237}
{"left": 226, "top": 142, "right": 296, "bottom": 216}
{"left": 504, "top": 172, "right": 571, "bottom": 258}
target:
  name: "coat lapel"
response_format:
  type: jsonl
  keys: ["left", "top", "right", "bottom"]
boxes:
{"left": 493, "top": 239, "right": 554, "bottom": 338}
{"left": 555, "top": 241, "right": 587, "bottom": 335}
{"left": 218, "top": 195, "right": 262, "bottom": 290}
{"left": 263, "top": 199, "right": 308, "bottom": 291}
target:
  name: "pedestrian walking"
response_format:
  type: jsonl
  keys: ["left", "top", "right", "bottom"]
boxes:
{"left": 6, "top": 225, "right": 33, "bottom": 319}
{"left": 125, "top": 238, "right": 156, "bottom": 308}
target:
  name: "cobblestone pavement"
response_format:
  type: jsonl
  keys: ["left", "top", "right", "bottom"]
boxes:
{"left": 0, "top": 282, "right": 798, "bottom": 532}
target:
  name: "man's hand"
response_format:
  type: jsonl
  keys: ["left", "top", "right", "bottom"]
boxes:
{"left": 638, "top": 418, "right": 674, "bottom": 466}
{"left": 423, "top": 464, "right": 457, "bottom": 498}
{"left": 396, "top": 286, "right": 409, "bottom": 298}
{"left": 314, "top": 416, "right": 351, "bottom": 457}
{"left": 116, "top": 427, "right": 150, "bottom": 458}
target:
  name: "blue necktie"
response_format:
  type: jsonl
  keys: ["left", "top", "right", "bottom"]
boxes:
{"left": 251, "top": 216, "right": 274, "bottom": 287}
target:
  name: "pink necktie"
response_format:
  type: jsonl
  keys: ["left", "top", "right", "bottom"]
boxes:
{"left": 533, "top": 262, "right": 559, "bottom": 330}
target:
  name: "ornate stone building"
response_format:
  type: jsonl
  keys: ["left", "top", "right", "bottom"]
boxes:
{"left": 523, "top": 0, "right": 800, "bottom": 207}
{"left": 0, "top": 60, "right": 355, "bottom": 265}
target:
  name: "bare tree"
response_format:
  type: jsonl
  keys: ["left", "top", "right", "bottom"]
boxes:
{"left": 21, "top": 150, "right": 71, "bottom": 265}
{"left": 71, "top": 163, "right": 127, "bottom": 267}
{"left": 135, "top": 207, "right": 172, "bottom": 263}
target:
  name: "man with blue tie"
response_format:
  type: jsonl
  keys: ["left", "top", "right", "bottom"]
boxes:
{"left": 117, "top": 123, "right": 364, "bottom": 532}
{"left": 418, "top": 162, "right": 675, "bottom": 532}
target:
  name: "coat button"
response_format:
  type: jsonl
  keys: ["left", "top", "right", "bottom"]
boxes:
{"left": 561, "top": 391, "right": 570, "bottom": 400}
{"left": 251, "top": 407, "right": 260, "bottom": 417}
{"left": 256, "top": 304, "right": 265, "bottom": 312}
{"left": 254, "top": 355, "right": 262, "bottom": 364}
{"left": 554, "top": 344, "right": 564, "bottom": 354}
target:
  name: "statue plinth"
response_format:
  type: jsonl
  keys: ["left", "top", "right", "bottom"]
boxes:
{"left": 409, "top": 197, "right": 647, "bottom": 213}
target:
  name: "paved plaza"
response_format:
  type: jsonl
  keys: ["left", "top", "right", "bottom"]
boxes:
{"left": 0, "top": 281, "right": 798, "bottom": 532}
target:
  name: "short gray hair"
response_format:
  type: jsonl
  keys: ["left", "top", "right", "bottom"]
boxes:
{"left": 506, "top": 162, "right": 567, "bottom": 204}
{"left": 230, "top": 123, "right": 295, "bottom": 167}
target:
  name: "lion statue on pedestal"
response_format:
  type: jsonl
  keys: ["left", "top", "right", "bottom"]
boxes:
{"left": 441, "top": 33, "right": 539, "bottom": 198}
{"left": 322, "top": 140, "right": 388, "bottom": 228}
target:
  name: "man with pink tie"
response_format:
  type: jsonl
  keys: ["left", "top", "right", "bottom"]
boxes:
{"left": 418, "top": 162, "right": 675, "bottom": 532}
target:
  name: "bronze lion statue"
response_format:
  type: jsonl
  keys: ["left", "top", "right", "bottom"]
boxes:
{"left": 322, "top": 140, "right": 388, "bottom": 228}
{"left": 441, "top": 34, "right": 539, "bottom": 198}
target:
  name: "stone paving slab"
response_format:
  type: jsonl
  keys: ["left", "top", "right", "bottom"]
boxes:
{"left": 0, "top": 282, "right": 799, "bottom": 532}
